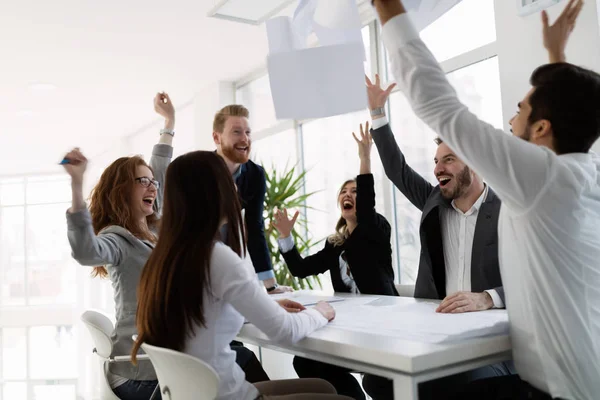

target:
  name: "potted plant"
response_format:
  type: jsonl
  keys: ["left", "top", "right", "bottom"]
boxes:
{"left": 263, "top": 164, "right": 323, "bottom": 290}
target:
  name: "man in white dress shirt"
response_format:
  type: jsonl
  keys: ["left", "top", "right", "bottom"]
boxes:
{"left": 373, "top": 0, "right": 599, "bottom": 399}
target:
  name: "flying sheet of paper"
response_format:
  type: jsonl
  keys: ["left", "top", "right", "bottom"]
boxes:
{"left": 267, "top": 41, "right": 366, "bottom": 119}
{"left": 270, "top": 291, "right": 346, "bottom": 306}
{"left": 266, "top": 0, "right": 367, "bottom": 120}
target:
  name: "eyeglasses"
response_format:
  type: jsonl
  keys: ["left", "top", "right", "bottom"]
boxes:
{"left": 135, "top": 177, "right": 159, "bottom": 189}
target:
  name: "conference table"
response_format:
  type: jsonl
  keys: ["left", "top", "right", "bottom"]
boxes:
{"left": 237, "top": 292, "right": 512, "bottom": 400}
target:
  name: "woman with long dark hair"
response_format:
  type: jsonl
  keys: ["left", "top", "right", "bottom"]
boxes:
{"left": 272, "top": 122, "right": 397, "bottom": 399}
{"left": 132, "top": 150, "right": 351, "bottom": 400}
{"left": 64, "top": 94, "right": 268, "bottom": 399}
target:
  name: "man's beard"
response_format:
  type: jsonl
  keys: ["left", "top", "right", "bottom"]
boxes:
{"left": 440, "top": 165, "right": 472, "bottom": 200}
{"left": 222, "top": 143, "right": 250, "bottom": 164}
{"left": 516, "top": 124, "right": 533, "bottom": 142}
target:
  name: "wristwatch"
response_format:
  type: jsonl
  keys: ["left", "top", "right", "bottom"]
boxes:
{"left": 370, "top": 107, "right": 386, "bottom": 118}
{"left": 160, "top": 128, "right": 175, "bottom": 136}
{"left": 266, "top": 283, "right": 279, "bottom": 293}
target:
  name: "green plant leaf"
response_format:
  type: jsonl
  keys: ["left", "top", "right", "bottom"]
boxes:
{"left": 262, "top": 161, "right": 323, "bottom": 290}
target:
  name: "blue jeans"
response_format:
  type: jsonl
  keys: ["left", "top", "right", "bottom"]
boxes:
{"left": 112, "top": 379, "right": 162, "bottom": 400}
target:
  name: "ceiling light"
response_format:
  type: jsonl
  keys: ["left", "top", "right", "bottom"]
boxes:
{"left": 207, "top": 0, "right": 296, "bottom": 25}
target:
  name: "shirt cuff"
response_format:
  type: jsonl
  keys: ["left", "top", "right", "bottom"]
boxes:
{"left": 382, "top": 13, "right": 419, "bottom": 51}
{"left": 304, "top": 308, "right": 329, "bottom": 326}
{"left": 257, "top": 270, "right": 275, "bottom": 281}
{"left": 485, "top": 289, "right": 504, "bottom": 309}
{"left": 278, "top": 235, "right": 295, "bottom": 253}
{"left": 371, "top": 116, "right": 389, "bottom": 130}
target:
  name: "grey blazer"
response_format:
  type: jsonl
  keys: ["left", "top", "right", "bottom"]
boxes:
{"left": 67, "top": 143, "right": 172, "bottom": 381}
{"left": 372, "top": 123, "right": 504, "bottom": 303}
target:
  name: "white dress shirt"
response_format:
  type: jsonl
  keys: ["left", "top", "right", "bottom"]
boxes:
{"left": 383, "top": 13, "right": 600, "bottom": 399}
{"left": 372, "top": 117, "right": 502, "bottom": 307}
{"left": 184, "top": 242, "right": 327, "bottom": 400}
{"left": 440, "top": 185, "right": 502, "bottom": 306}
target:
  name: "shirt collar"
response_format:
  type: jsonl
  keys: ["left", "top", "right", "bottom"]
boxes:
{"left": 232, "top": 164, "right": 243, "bottom": 181}
{"left": 451, "top": 184, "right": 488, "bottom": 216}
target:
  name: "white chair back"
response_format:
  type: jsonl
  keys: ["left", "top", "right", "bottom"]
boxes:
{"left": 395, "top": 284, "right": 416, "bottom": 298}
{"left": 141, "top": 343, "right": 220, "bottom": 400}
{"left": 81, "top": 310, "right": 121, "bottom": 400}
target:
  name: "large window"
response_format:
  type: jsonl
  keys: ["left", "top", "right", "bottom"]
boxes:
{"left": 386, "top": 0, "right": 496, "bottom": 67}
{"left": 238, "top": 7, "right": 503, "bottom": 285}
{"left": 252, "top": 129, "right": 298, "bottom": 172}
{"left": 0, "top": 176, "right": 79, "bottom": 399}
{"left": 388, "top": 57, "right": 503, "bottom": 283}
{"left": 1, "top": 325, "right": 78, "bottom": 400}
{"left": 236, "top": 74, "right": 278, "bottom": 133}
{"left": 0, "top": 176, "right": 76, "bottom": 307}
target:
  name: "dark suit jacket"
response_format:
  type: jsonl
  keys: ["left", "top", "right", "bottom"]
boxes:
{"left": 372, "top": 123, "right": 504, "bottom": 302}
{"left": 235, "top": 159, "right": 273, "bottom": 275}
{"left": 281, "top": 174, "right": 398, "bottom": 296}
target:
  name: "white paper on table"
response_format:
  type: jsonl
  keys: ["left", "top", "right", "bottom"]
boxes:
{"left": 265, "top": 0, "right": 367, "bottom": 120}
{"left": 329, "top": 299, "right": 509, "bottom": 344}
{"left": 270, "top": 291, "right": 346, "bottom": 306}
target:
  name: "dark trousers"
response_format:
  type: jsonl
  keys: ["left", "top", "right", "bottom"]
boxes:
{"left": 362, "top": 362, "right": 515, "bottom": 400}
{"left": 231, "top": 340, "right": 270, "bottom": 383}
{"left": 292, "top": 356, "right": 366, "bottom": 400}
{"left": 112, "top": 380, "right": 161, "bottom": 400}
{"left": 451, "top": 375, "right": 559, "bottom": 400}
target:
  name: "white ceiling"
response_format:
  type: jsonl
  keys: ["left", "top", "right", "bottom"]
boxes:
{"left": 0, "top": 0, "right": 279, "bottom": 175}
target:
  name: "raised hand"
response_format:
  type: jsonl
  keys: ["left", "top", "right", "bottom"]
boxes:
{"left": 352, "top": 121, "right": 372, "bottom": 161}
{"left": 61, "top": 148, "right": 88, "bottom": 184}
{"left": 542, "top": 0, "right": 584, "bottom": 63}
{"left": 365, "top": 74, "right": 396, "bottom": 112}
{"left": 154, "top": 92, "right": 175, "bottom": 128}
{"left": 272, "top": 208, "right": 299, "bottom": 239}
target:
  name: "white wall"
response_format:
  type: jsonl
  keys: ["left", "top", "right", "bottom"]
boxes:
{"left": 193, "top": 81, "right": 236, "bottom": 151}
{"left": 494, "top": 0, "right": 600, "bottom": 152}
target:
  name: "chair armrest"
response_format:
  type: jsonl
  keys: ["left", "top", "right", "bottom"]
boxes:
{"left": 110, "top": 354, "right": 150, "bottom": 363}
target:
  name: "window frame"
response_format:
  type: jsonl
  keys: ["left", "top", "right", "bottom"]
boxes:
{"left": 0, "top": 175, "right": 81, "bottom": 400}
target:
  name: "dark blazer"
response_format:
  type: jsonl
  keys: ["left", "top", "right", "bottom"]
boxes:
{"left": 372, "top": 123, "right": 504, "bottom": 302}
{"left": 235, "top": 159, "right": 273, "bottom": 275}
{"left": 281, "top": 174, "right": 398, "bottom": 296}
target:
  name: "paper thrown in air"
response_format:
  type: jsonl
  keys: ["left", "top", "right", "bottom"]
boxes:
{"left": 403, "top": 0, "right": 464, "bottom": 31}
{"left": 266, "top": 0, "right": 367, "bottom": 120}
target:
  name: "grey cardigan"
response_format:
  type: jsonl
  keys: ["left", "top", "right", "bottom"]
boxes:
{"left": 371, "top": 123, "right": 504, "bottom": 303}
{"left": 67, "top": 143, "right": 172, "bottom": 381}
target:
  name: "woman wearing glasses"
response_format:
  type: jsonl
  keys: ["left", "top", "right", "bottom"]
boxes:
{"left": 62, "top": 92, "right": 175, "bottom": 400}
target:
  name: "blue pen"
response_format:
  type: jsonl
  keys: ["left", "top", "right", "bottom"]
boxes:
{"left": 59, "top": 158, "right": 70, "bottom": 165}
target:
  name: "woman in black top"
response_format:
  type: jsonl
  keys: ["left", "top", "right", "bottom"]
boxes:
{"left": 273, "top": 122, "right": 397, "bottom": 399}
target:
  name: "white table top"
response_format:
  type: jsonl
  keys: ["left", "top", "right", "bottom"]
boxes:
{"left": 238, "top": 293, "right": 511, "bottom": 375}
